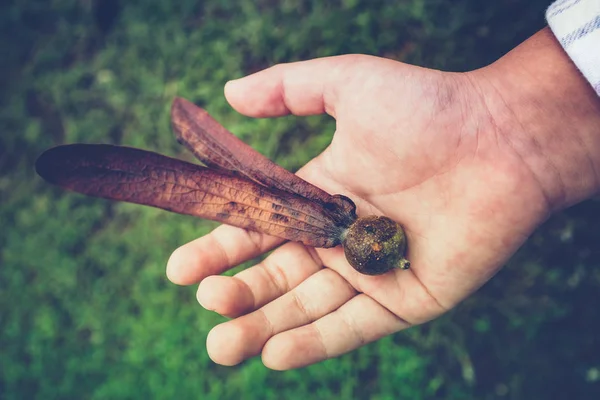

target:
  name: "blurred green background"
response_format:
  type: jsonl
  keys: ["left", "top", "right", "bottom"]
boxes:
{"left": 2, "top": 0, "right": 600, "bottom": 399}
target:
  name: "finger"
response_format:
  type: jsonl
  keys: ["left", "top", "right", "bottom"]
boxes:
{"left": 166, "top": 224, "right": 283, "bottom": 285}
{"left": 262, "top": 294, "right": 410, "bottom": 370}
{"left": 224, "top": 55, "right": 367, "bottom": 118}
{"left": 196, "top": 242, "right": 324, "bottom": 317}
{"left": 205, "top": 268, "right": 357, "bottom": 366}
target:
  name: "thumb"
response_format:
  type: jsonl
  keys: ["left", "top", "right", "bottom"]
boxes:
{"left": 224, "top": 55, "right": 361, "bottom": 118}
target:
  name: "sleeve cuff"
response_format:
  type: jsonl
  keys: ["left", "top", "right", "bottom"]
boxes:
{"left": 546, "top": 0, "right": 600, "bottom": 96}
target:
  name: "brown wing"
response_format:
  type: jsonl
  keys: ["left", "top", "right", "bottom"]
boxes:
{"left": 171, "top": 97, "right": 357, "bottom": 228}
{"left": 35, "top": 144, "right": 345, "bottom": 248}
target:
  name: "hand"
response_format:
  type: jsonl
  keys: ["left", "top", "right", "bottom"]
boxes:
{"left": 166, "top": 28, "right": 600, "bottom": 369}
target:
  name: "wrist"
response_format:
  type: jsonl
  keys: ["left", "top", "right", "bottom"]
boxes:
{"left": 468, "top": 27, "right": 600, "bottom": 212}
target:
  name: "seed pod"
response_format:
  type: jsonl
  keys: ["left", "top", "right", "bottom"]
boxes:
{"left": 343, "top": 216, "right": 410, "bottom": 275}
{"left": 36, "top": 98, "right": 411, "bottom": 277}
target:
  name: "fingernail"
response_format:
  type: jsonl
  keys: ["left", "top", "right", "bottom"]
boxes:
{"left": 196, "top": 288, "right": 213, "bottom": 310}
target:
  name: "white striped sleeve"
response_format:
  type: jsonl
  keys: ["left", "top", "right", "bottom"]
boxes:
{"left": 546, "top": 0, "right": 600, "bottom": 96}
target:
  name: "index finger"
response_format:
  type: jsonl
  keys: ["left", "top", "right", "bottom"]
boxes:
{"left": 166, "top": 224, "right": 283, "bottom": 285}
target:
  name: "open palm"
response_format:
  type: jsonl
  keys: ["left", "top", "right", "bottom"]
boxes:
{"left": 167, "top": 54, "right": 551, "bottom": 369}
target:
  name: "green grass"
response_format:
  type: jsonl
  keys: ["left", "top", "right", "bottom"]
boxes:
{"left": 2, "top": 0, "right": 600, "bottom": 399}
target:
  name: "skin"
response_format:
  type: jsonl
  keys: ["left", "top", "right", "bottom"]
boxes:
{"left": 166, "top": 28, "right": 600, "bottom": 370}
